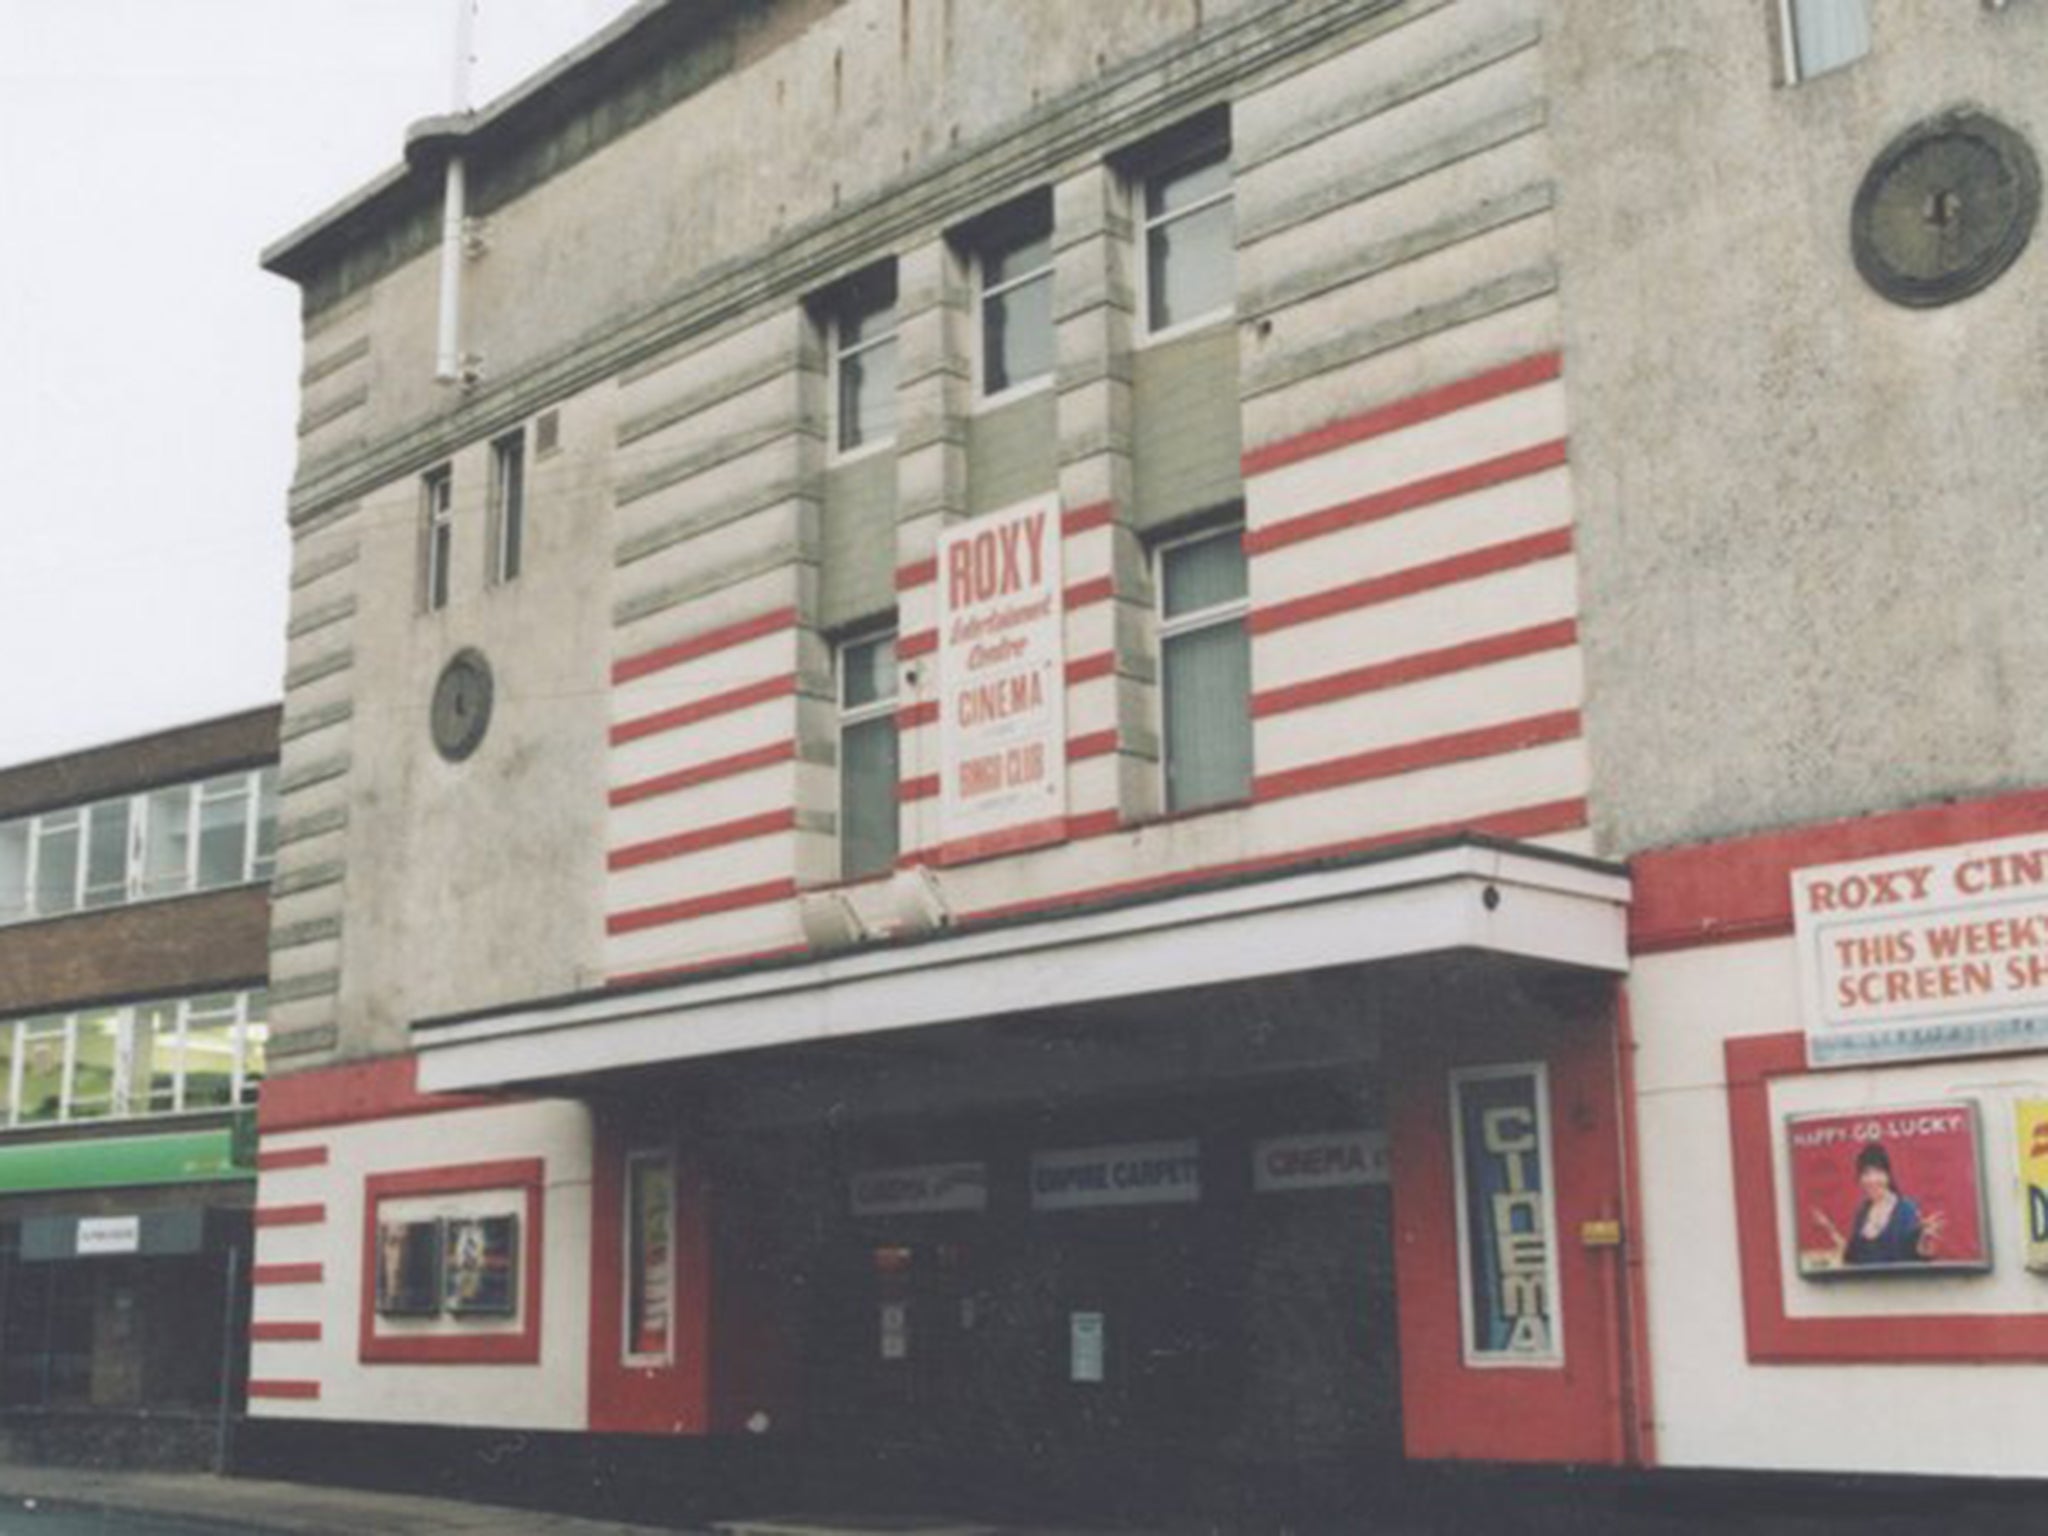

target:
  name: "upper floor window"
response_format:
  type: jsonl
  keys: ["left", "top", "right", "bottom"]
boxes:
{"left": 828, "top": 265, "right": 899, "bottom": 457}
{"left": 837, "top": 630, "right": 900, "bottom": 879}
{"left": 0, "top": 989, "right": 267, "bottom": 1129}
{"left": 1782, "top": 0, "right": 1870, "bottom": 82}
{"left": 423, "top": 465, "right": 455, "bottom": 611}
{"left": 0, "top": 767, "right": 276, "bottom": 927}
{"left": 1157, "top": 522, "right": 1251, "bottom": 812}
{"left": 489, "top": 429, "right": 526, "bottom": 585}
{"left": 969, "top": 192, "right": 1055, "bottom": 400}
{"left": 1139, "top": 121, "right": 1235, "bottom": 336}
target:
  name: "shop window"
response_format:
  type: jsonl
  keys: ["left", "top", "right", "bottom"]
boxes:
{"left": 423, "top": 464, "right": 454, "bottom": 611}
{"left": 489, "top": 428, "right": 526, "bottom": 584}
{"left": 965, "top": 191, "right": 1055, "bottom": 400}
{"left": 837, "top": 629, "right": 900, "bottom": 879}
{"left": 826, "top": 264, "right": 899, "bottom": 456}
{"left": 1449, "top": 1063, "right": 1563, "bottom": 1368}
{"left": 1781, "top": 0, "right": 1870, "bottom": 82}
{"left": 1157, "top": 521, "right": 1251, "bottom": 812}
{"left": 1136, "top": 116, "right": 1235, "bottom": 336}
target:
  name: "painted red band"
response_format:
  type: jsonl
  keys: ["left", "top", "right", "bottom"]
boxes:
{"left": 899, "top": 630, "right": 937, "bottom": 660}
{"left": 895, "top": 558, "right": 937, "bottom": 592}
{"left": 608, "top": 808, "right": 797, "bottom": 873}
{"left": 606, "top": 878, "right": 797, "bottom": 937}
{"left": 1245, "top": 439, "right": 1569, "bottom": 558}
{"left": 612, "top": 607, "right": 796, "bottom": 686}
{"left": 1065, "top": 651, "right": 1117, "bottom": 687}
{"left": 258, "top": 1054, "right": 503, "bottom": 1135}
{"left": 608, "top": 741, "right": 795, "bottom": 809}
{"left": 1064, "top": 575, "right": 1115, "bottom": 611}
{"left": 607, "top": 942, "right": 812, "bottom": 990}
{"left": 1062, "top": 501, "right": 1116, "bottom": 536}
{"left": 935, "top": 816, "right": 1068, "bottom": 867}
{"left": 1253, "top": 710, "right": 1581, "bottom": 803}
{"left": 251, "top": 1321, "right": 322, "bottom": 1343}
{"left": 253, "top": 1204, "right": 325, "bottom": 1229}
{"left": 256, "top": 1145, "right": 329, "bottom": 1172}
{"left": 1252, "top": 619, "right": 1579, "bottom": 719}
{"left": 899, "top": 774, "right": 940, "bottom": 804}
{"left": 1242, "top": 352, "right": 1563, "bottom": 477}
{"left": 248, "top": 1380, "right": 320, "bottom": 1401}
{"left": 609, "top": 674, "right": 795, "bottom": 747}
{"left": 252, "top": 1264, "right": 325, "bottom": 1287}
{"left": 896, "top": 699, "right": 940, "bottom": 730}
{"left": 1066, "top": 729, "right": 1119, "bottom": 763}
{"left": 1250, "top": 527, "right": 1574, "bottom": 637}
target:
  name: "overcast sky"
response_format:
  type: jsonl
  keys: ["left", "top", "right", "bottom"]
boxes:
{"left": 0, "top": 0, "right": 641, "bottom": 768}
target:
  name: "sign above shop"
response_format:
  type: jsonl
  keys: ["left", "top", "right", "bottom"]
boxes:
{"left": 935, "top": 496, "right": 1066, "bottom": 865}
{"left": 1252, "top": 1131, "right": 1388, "bottom": 1192}
{"left": 1787, "top": 1103, "right": 1989, "bottom": 1277}
{"left": 850, "top": 1162, "right": 989, "bottom": 1217}
{"left": 1031, "top": 1141, "right": 1200, "bottom": 1211}
{"left": 75, "top": 1216, "right": 140, "bottom": 1256}
{"left": 1793, "top": 832, "right": 2048, "bottom": 1068}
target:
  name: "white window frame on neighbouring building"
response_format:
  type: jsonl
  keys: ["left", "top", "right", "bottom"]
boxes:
{"left": 1, "top": 988, "right": 268, "bottom": 1129}
{"left": 1136, "top": 119, "right": 1235, "bottom": 341}
{"left": 423, "top": 464, "right": 455, "bottom": 611}
{"left": 1780, "top": 0, "right": 1871, "bottom": 83}
{"left": 1155, "top": 521, "right": 1251, "bottom": 813}
{"left": 827, "top": 266, "right": 899, "bottom": 459}
{"left": 968, "top": 191, "right": 1056, "bottom": 405}
{"left": 836, "top": 628, "right": 900, "bottom": 879}
{"left": 489, "top": 428, "right": 527, "bottom": 585}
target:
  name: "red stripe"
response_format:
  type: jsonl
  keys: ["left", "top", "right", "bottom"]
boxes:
{"left": 253, "top": 1264, "right": 325, "bottom": 1287}
{"left": 1067, "top": 730, "right": 1119, "bottom": 762}
{"left": 895, "top": 558, "right": 937, "bottom": 592}
{"left": 251, "top": 1321, "right": 322, "bottom": 1343}
{"left": 1064, "top": 576, "right": 1115, "bottom": 610}
{"left": 899, "top": 774, "right": 940, "bottom": 803}
{"left": 935, "top": 816, "right": 1068, "bottom": 866}
{"left": 253, "top": 1204, "right": 325, "bottom": 1229}
{"left": 962, "top": 798, "right": 1588, "bottom": 925}
{"left": 606, "top": 878, "right": 797, "bottom": 936}
{"left": 255, "top": 1145, "right": 329, "bottom": 1172}
{"left": 608, "top": 808, "right": 796, "bottom": 872}
{"left": 607, "top": 941, "right": 812, "bottom": 990}
{"left": 1062, "top": 501, "right": 1115, "bottom": 536}
{"left": 1253, "top": 710, "right": 1582, "bottom": 803}
{"left": 610, "top": 674, "right": 795, "bottom": 746}
{"left": 896, "top": 700, "right": 940, "bottom": 730}
{"left": 608, "top": 740, "right": 794, "bottom": 808}
{"left": 1065, "top": 809, "right": 1123, "bottom": 840}
{"left": 1065, "top": 651, "right": 1117, "bottom": 686}
{"left": 1242, "top": 352, "right": 1563, "bottom": 476}
{"left": 612, "top": 607, "right": 796, "bottom": 685}
{"left": 1251, "top": 620, "right": 1578, "bottom": 719}
{"left": 258, "top": 1055, "right": 504, "bottom": 1135}
{"left": 248, "top": 1380, "right": 321, "bottom": 1401}
{"left": 1251, "top": 527, "right": 1573, "bottom": 637}
{"left": 1247, "top": 439, "right": 1568, "bottom": 557}
{"left": 899, "top": 630, "right": 937, "bottom": 660}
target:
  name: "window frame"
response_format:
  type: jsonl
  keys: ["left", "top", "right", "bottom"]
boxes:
{"left": 1154, "top": 520, "right": 1252, "bottom": 814}
{"left": 423, "top": 464, "right": 455, "bottom": 612}
{"left": 966, "top": 195, "right": 1057, "bottom": 410}
{"left": 488, "top": 428, "right": 527, "bottom": 586}
{"left": 1134, "top": 126, "right": 1236, "bottom": 347}
{"left": 0, "top": 989, "right": 266, "bottom": 1129}
{"left": 835, "top": 627, "right": 901, "bottom": 881}
{"left": 826, "top": 267, "right": 901, "bottom": 463}
{"left": 1778, "top": 0, "right": 1871, "bottom": 84}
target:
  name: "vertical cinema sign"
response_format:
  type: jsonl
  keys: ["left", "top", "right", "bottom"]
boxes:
{"left": 935, "top": 495, "right": 1066, "bottom": 863}
{"left": 1450, "top": 1064, "right": 1562, "bottom": 1366}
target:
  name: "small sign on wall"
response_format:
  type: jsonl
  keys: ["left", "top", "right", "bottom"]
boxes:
{"left": 2016, "top": 1101, "right": 2048, "bottom": 1274}
{"left": 74, "top": 1216, "right": 140, "bottom": 1256}
{"left": 850, "top": 1162, "right": 988, "bottom": 1217}
{"left": 1069, "top": 1311, "right": 1105, "bottom": 1384}
{"left": 1252, "top": 1131, "right": 1388, "bottom": 1192}
{"left": 1787, "top": 1103, "right": 1990, "bottom": 1277}
{"left": 375, "top": 1220, "right": 443, "bottom": 1317}
{"left": 1031, "top": 1141, "right": 1200, "bottom": 1211}
{"left": 443, "top": 1215, "right": 520, "bottom": 1316}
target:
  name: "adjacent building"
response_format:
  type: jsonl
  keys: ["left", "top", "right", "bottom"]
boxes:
{"left": 0, "top": 707, "right": 278, "bottom": 1466}
{"left": 246, "top": 0, "right": 2047, "bottom": 1521}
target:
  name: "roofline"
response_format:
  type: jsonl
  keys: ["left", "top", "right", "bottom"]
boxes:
{"left": 0, "top": 703, "right": 283, "bottom": 780}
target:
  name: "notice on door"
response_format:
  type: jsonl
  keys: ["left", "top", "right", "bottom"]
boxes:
{"left": 1069, "top": 1310, "right": 1105, "bottom": 1384}
{"left": 879, "top": 1302, "right": 909, "bottom": 1361}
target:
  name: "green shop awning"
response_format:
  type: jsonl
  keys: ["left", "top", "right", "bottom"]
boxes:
{"left": 0, "top": 1123, "right": 253, "bottom": 1195}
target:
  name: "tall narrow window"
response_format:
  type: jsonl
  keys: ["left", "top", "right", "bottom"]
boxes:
{"left": 31, "top": 812, "right": 80, "bottom": 918}
{"left": 973, "top": 194, "right": 1055, "bottom": 399}
{"left": 195, "top": 775, "right": 253, "bottom": 890}
{"left": 838, "top": 631, "right": 900, "bottom": 879}
{"left": 0, "top": 822, "right": 26, "bottom": 924}
{"left": 830, "top": 266, "right": 899, "bottom": 456}
{"left": 489, "top": 429, "right": 526, "bottom": 584}
{"left": 82, "top": 799, "right": 131, "bottom": 909}
{"left": 1140, "top": 124, "right": 1235, "bottom": 335}
{"left": 1158, "top": 524, "right": 1251, "bottom": 812}
{"left": 423, "top": 465, "right": 454, "bottom": 611}
{"left": 252, "top": 768, "right": 279, "bottom": 883}
{"left": 140, "top": 784, "right": 193, "bottom": 899}
{"left": 1783, "top": 0, "right": 1870, "bottom": 82}
{"left": 624, "top": 1150, "right": 676, "bottom": 1362}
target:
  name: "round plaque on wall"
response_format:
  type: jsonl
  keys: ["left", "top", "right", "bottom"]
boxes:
{"left": 430, "top": 648, "right": 494, "bottom": 763}
{"left": 1851, "top": 110, "right": 2039, "bottom": 308}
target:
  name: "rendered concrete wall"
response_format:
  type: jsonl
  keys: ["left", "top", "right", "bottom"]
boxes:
{"left": 1546, "top": 0, "right": 2048, "bottom": 855}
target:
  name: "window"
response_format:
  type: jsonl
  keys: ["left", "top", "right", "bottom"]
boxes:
{"left": 837, "top": 630, "right": 900, "bottom": 879}
{"left": 489, "top": 429, "right": 526, "bottom": 584}
{"left": 829, "top": 266, "right": 899, "bottom": 455}
{"left": 0, "top": 768, "right": 275, "bottom": 927}
{"left": 1782, "top": 0, "right": 1870, "bottom": 82}
{"left": 1139, "top": 124, "right": 1235, "bottom": 335}
{"left": 970, "top": 193, "right": 1055, "bottom": 399}
{"left": 1157, "top": 523, "right": 1251, "bottom": 812}
{"left": 423, "top": 465, "right": 454, "bottom": 611}
{"left": 0, "top": 990, "right": 266, "bottom": 1128}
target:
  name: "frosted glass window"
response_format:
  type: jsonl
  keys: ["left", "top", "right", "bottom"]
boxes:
{"left": 838, "top": 632, "right": 900, "bottom": 880}
{"left": 975, "top": 196, "right": 1054, "bottom": 397}
{"left": 1158, "top": 526, "right": 1252, "bottom": 812}
{"left": 141, "top": 785, "right": 193, "bottom": 898}
{"left": 196, "top": 776, "right": 251, "bottom": 890}
{"left": 32, "top": 814, "right": 80, "bottom": 918}
{"left": 1786, "top": 0, "right": 1870, "bottom": 81}
{"left": 83, "top": 800, "right": 131, "bottom": 908}
{"left": 1142, "top": 135, "right": 1234, "bottom": 333}
{"left": 831, "top": 267, "right": 898, "bottom": 454}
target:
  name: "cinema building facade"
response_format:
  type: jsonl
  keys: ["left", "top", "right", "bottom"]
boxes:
{"left": 245, "top": 0, "right": 2048, "bottom": 1518}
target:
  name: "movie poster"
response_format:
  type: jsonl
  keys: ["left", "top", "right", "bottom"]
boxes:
{"left": 441, "top": 1214, "right": 520, "bottom": 1315}
{"left": 375, "top": 1219, "right": 442, "bottom": 1316}
{"left": 626, "top": 1154, "right": 674, "bottom": 1357}
{"left": 1787, "top": 1103, "right": 1989, "bottom": 1277}
{"left": 2018, "top": 1101, "right": 2048, "bottom": 1274}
